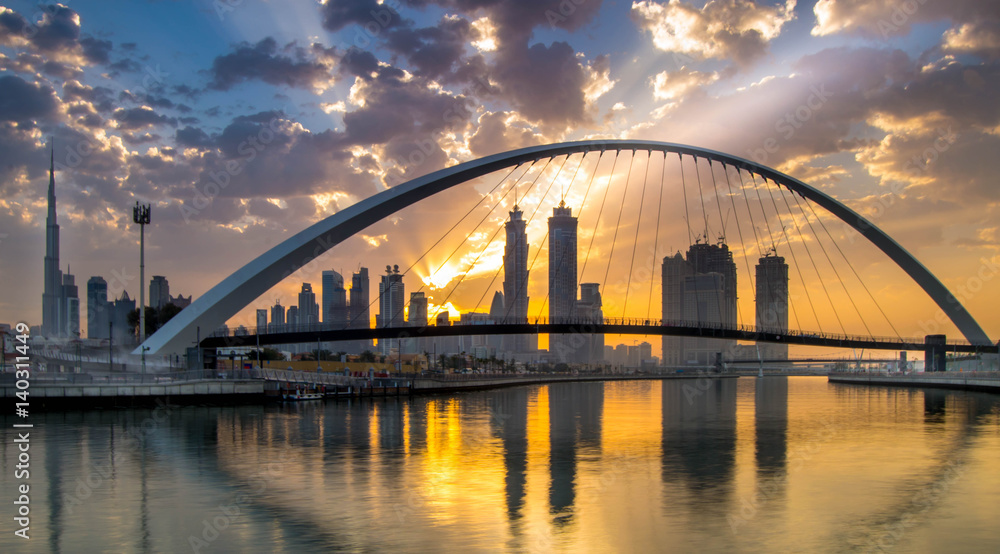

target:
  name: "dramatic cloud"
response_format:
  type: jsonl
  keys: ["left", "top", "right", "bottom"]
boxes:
{"left": 943, "top": 21, "right": 1000, "bottom": 59}
{"left": 320, "top": 0, "right": 403, "bottom": 32}
{"left": 0, "top": 5, "right": 113, "bottom": 66}
{"left": 208, "top": 37, "right": 336, "bottom": 92}
{"left": 632, "top": 0, "right": 797, "bottom": 68}
{"left": 112, "top": 106, "right": 177, "bottom": 130}
{"left": 651, "top": 66, "right": 720, "bottom": 101}
{"left": 812, "top": 0, "right": 1000, "bottom": 38}
{"left": 0, "top": 74, "right": 59, "bottom": 122}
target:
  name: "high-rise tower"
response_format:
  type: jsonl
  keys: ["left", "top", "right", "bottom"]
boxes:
{"left": 378, "top": 265, "right": 405, "bottom": 355}
{"left": 42, "top": 143, "right": 63, "bottom": 337}
{"left": 756, "top": 251, "right": 789, "bottom": 360}
{"left": 548, "top": 201, "right": 578, "bottom": 362}
{"left": 503, "top": 205, "right": 529, "bottom": 353}
{"left": 322, "top": 270, "right": 349, "bottom": 328}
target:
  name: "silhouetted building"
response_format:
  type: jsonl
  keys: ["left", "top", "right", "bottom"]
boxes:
{"left": 111, "top": 290, "right": 135, "bottom": 344}
{"left": 404, "top": 291, "right": 429, "bottom": 354}
{"left": 756, "top": 251, "right": 789, "bottom": 360}
{"left": 323, "top": 269, "right": 349, "bottom": 328}
{"left": 169, "top": 294, "right": 192, "bottom": 309}
{"left": 149, "top": 276, "right": 169, "bottom": 310}
{"left": 297, "top": 283, "right": 319, "bottom": 326}
{"left": 61, "top": 272, "right": 79, "bottom": 338}
{"left": 269, "top": 301, "right": 284, "bottom": 332}
{"left": 42, "top": 144, "right": 68, "bottom": 338}
{"left": 256, "top": 309, "right": 267, "bottom": 332}
{"left": 575, "top": 283, "right": 604, "bottom": 363}
{"left": 348, "top": 267, "right": 372, "bottom": 353}
{"left": 87, "top": 276, "right": 109, "bottom": 340}
{"left": 661, "top": 241, "right": 738, "bottom": 366}
{"left": 378, "top": 265, "right": 405, "bottom": 355}
{"left": 548, "top": 201, "right": 578, "bottom": 362}
{"left": 504, "top": 205, "right": 530, "bottom": 353}
{"left": 286, "top": 305, "right": 299, "bottom": 327}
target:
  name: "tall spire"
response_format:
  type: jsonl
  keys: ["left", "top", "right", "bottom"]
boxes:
{"left": 48, "top": 139, "right": 56, "bottom": 219}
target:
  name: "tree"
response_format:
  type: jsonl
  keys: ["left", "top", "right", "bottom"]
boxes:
{"left": 157, "top": 303, "right": 183, "bottom": 327}
{"left": 249, "top": 348, "right": 284, "bottom": 362}
{"left": 359, "top": 350, "right": 377, "bottom": 362}
{"left": 127, "top": 306, "right": 160, "bottom": 336}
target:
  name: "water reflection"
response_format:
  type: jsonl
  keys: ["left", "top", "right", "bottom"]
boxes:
{"left": 548, "top": 382, "right": 604, "bottom": 525}
{"left": 661, "top": 378, "right": 737, "bottom": 495}
{"left": 3, "top": 378, "right": 1000, "bottom": 552}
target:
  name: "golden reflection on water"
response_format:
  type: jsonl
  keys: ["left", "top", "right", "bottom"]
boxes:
{"left": 3, "top": 377, "right": 999, "bottom": 552}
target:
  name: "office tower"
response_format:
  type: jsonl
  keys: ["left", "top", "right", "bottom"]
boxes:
{"left": 504, "top": 205, "right": 530, "bottom": 353}
{"left": 149, "top": 276, "right": 170, "bottom": 309}
{"left": 87, "top": 276, "right": 109, "bottom": 339}
{"left": 286, "top": 305, "right": 299, "bottom": 328}
{"left": 297, "top": 283, "right": 319, "bottom": 326}
{"left": 756, "top": 252, "right": 789, "bottom": 360}
{"left": 576, "top": 283, "right": 604, "bottom": 363}
{"left": 111, "top": 290, "right": 136, "bottom": 344}
{"left": 349, "top": 267, "right": 371, "bottom": 353}
{"left": 322, "top": 270, "right": 349, "bottom": 328}
{"left": 42, "top": 144, "right": 63, "bottom": 337}
{"left": 489, "top": 291, "right": 506, "bottom": 354}
{"left": 62, "top": 272, "right": 79, "bottom": 338}
{"left": 270, "top": 301, "right": 285, "bottom": 332}
{"left": 256, "top": 309, "right": 268, "bottom": 332}
{"left": 548, "top": 201, "right": 578, "bottom": 362}
{"left": 433, "top": 311, "right": 458, "bottom": 357}
{"left": 378, "top": 265, "right": 405, "bottom": 355}
{"left": 404, "top": 291, "right": 429, "bottom": 354}
{"left": 661, "top": 241, "right": 738, "bottom": 367}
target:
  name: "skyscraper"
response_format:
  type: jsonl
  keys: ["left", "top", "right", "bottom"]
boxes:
{"left": 256, "top": 309, "right": 268, "bottom": 332}
{"left": 405, "top": 291, "right": 429, "bottom": 354}
{"left": 577, "top": 283, "right": 604, "bottom": 363}
{"left": 349, "top": 267, "right": 371, "bottom": 353}
{"left": 378, "top": 265, "right": 405, "bottom": 355}
{"left": 661, "top": 241, "right": 738, "bottom": 366}
{"left": 297, "top": 283, "right": 319, "bottom": 327}
{"left": 87, "top": 276, "right": 109, "bottom": 339}
{"left": 286, "top": 305, "right": 299, "bottom": 327}
{"left": 322, "top": 270, "right": 349, "bottom": 328}
{"left": 149, "top": 276, "right": 169, "bottom": 310}
{"left": 62, "top": 272, "right": 79, "bottom": 338}
{"left": 504, "top": 205, "right": 530, "bottom": 353}
{"left": 42, "top": 143, "right": 63, "bottom": 337}
{"left": 270, "top": 300, "right": 285, "bottom": 332}
{"left": 548, "top": 201, "right": 577, "bottom": 362}
{"left": 756, "top": 252, "right": 789, "bottom": 360}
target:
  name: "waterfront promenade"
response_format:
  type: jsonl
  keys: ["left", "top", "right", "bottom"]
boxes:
{"left": 829, "top": 371, "right": 1000, "bottom": 393}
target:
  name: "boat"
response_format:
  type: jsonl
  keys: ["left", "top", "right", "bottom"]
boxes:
{"left": 281, "top": 389, "right": 324, "bottom": 401}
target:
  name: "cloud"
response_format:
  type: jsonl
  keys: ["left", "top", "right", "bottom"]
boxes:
{"left": 632, "top": 0, "right": 797, "bottom": 68}
{"left": 320, "top": 0, "right": 404, "bottom": 32}
{"left": 812, "top": 0, "right": 1000, "bottom": 38}
{"left": 0, "top": 75, "right": 59, "bottom": 122}
{"left": 208, "top": 37, "right": 336, "bottom": 92}
{"left": 943, "top": 21, "right": 1000, "bottom": 59}
{"left": 112, "top": 106, "right": 177, "bottom": 130}
{"left": 0, "top": 5, "right": 114, "bottom": 67}
{"left": 175, "top": 126, "right": 214, "bottom": 148}
{"left": 468, "top": 111, "right": 548, "bottom": 158}
{"left": 651, "top": 66, "right": 720, "bottom": 101}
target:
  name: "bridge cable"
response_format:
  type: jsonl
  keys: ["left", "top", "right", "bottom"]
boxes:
{"left": 347, "top": 161, "right": 528, "bottom": 331}
{"left": 719, "top": 162, "right": 756, "bottom": 327}
{"left": 537, "top": 150, "right": 606, "bottom": 319}
{"left": 770, "top": 177, "right": 847, "bottom": 336}
{"left": 430, "top": 156, "right": 555, "bottom": 322}
{"left": 752, "top": 171, "right": 821, "bottom": 332}
{"left": 600, "top": 150, "right": 636, "bottom": 310}
{"left": 646, "top": 151, "right": 668, "bottom": 320}
{"left": 694, "top": 156, "right": 712, "bottom": 241}
{"left": 788, "top": 189, "right": 873, "bottom": 338}
{"left": 470, "top": 154, "right": 571, "bottom": 320}
{"left": 801, "top": 196, "right": 903, "bottom": 341}
{"left": 502, "top": 152, "right": 587, "bottom": 324}
{"left": 737, "top": 168, "right": 800, "bottom": 331}
{"left": 678, "top": 153, "right": 694, "bottom": 247}
{"left": 422, "top": 161, "right": 539, "bottom": 323}
{"left": 622, "top": 150, "right": 652, "bottom": 318}
{"left": 708, "top": 160, "right": 738, "bottom": 327}
{"left": 579, "top": 150, "right": 623, "bottom": 281}
{"left": 680, "top": 155, "right": 704, "bottom": 329}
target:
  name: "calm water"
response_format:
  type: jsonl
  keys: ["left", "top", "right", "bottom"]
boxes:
{"left": 2, "top": 377, "right": 999, "bottom": 553}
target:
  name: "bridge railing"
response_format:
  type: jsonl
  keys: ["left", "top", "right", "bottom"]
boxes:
{"left": 829, "top": 370, "right": 1000, "bottom": 380}
{"left": 0, "top": 368, "right": 260, "bottom": 385}
{"left": 203, "top": 317, "right": 988, "bottom": 350}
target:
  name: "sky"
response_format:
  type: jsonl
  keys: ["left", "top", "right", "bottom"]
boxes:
{"left": 0, "top": 0, "right": 997, "bottom": 353}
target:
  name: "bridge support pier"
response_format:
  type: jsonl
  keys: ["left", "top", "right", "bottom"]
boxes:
{"left": 924, "top": 335, "right": 947, "bottom": 372}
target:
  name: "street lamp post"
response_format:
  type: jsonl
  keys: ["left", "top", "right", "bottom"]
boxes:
{"left": 133, "top": 202, "right": 151, "bottom": 349}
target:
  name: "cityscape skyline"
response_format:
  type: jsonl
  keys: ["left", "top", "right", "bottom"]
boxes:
{"left": 1, "top": 0, "right": 997, "bottom": 358}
